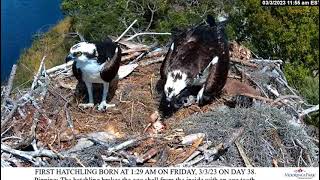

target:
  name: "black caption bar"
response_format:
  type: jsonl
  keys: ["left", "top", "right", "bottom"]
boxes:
{"left": 261, "top": 0, "right": 319, "bottom": 6}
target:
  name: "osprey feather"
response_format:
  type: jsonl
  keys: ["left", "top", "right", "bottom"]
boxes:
{"left": 160, "top": 15, "right": 230, "bottom": 108}
{"left": 65, "top": 38, "right": 121, "bottom": 111}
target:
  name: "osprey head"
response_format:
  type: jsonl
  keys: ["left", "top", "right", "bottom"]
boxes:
{"left": 65, "top": 42, "right": 98, "bottom": 62}
{"left": 164, "top": 70, "right": 188, "bottom": 104}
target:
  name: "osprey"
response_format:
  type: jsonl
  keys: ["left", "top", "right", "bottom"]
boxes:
{"left": 160, "top": 15, "right": 230, "bottom": 109}
{"left": 65, "top": 38, "right": 121, "bottom": 111}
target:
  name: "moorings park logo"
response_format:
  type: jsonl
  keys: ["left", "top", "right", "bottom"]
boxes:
{"left": 285, "top": 168, "right": 316, "bottom": 179}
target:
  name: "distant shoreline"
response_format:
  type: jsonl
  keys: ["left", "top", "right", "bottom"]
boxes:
{"left": 1, "top": 0, "right": 63, "bottom": 82}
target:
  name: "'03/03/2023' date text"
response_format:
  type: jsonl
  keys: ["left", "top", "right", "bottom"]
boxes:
{"left": 261, "top": 0, "right": 319, "bottom": 6}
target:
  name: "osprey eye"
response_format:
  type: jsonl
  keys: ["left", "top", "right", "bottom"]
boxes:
{"left": 74, "top": 52, "right": 82, "bottom": 57}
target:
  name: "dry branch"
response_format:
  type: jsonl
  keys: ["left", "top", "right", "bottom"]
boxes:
{"left": 46, "top": 60, "right": 73, "bottom": 74}
{"left": 125, "top": 32, "right": 171, "bottom": 41}
{"left": 1, "top": 102, "right": 18, "bottom": 132}
{"left": 1, "top": 64, "right": 17, "bottom": 111}
{"left": 299, "top": 104, "right": 319, "bottom": 118}
{"left": 11, "top": 111, "right": 40, "bottom": 150}
{"left": 116, "top": 40, "right": 149, "bottom": 49}
{"left": 136, "top": 147, "right": 159, "bottom": 164}
{"left": 1, "top": 144, "right": 58, "bottom": 166}
{"left": 115, "top": 19, "right": 138, "bottom": 42}
{"left": 107, "top": 138, "right": 142, "bottom": 152}
{"left": 31, "top": 56, "right": 46, "bottom": 90}
{"left": 271, "top": 95, "right": 303, "bottom": 106}
{"left": 122, "top": 47, "right": 149, "bottom": 54}
{"left": 174, "top": 136, "right": 204, "bottom": 165}
{"left": 235, "top": 141, "right": 253, "bottom": 167}
{"left": 67, "top": 32, "right": 85, "bottom": 42}
{"left": 239, "top": 93, "right": 274, "bottom": 103}
{"left": 230, "top": 58, "right": 258, "bottom": 68}
{"left": 250, "top": 59, "right": 283, "bottom": 64}
{"left": 234, "top": 65, "right": 269, "bottom": 97}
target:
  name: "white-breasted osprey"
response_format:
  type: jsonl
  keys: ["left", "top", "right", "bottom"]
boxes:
{"left": 65, "top": 38, "right": 121, "bottom": 111}
{"left": 160, "top": 15, "right": 230, "bottom": 110}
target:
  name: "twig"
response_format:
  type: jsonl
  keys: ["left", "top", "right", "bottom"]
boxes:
{"left": 64, "top": 102, "right": 73, "bottom": 128}
{"left": 271, "top": 95, "right": 303, "bottom": 106}
{"left": 250, "top": 59, "right": 283, "bottom": 64}
{"left": 239, "top": 93, "right": 274, "bottom": 103}
{"left": 11, "top": 111, "right": 40, "bottom": 150}
{"left": 1, "top": 102, "right": 18, "bottom": 132}
{"left": 115, "top": 19, "right": 138, "bottom": 42}
{"left": 1, "top": 136, "right": 23, "bottom": 142}
{"left": 234, "top": 65, "right": 269, "bottom": 98}
{"left": 180, "top": 155, "right": 204, "bottom": 167}
{"left": 145, "top": 4, "right": 158, "bottom": 31}
{"left": 101, "top": 155, "right": 130, "bottom": 165}
{"left": 182, "top": 151, "right": 201, "bottom": 164}
{"left": 224, "top": 127, "right": 245, "bottom": 148}
{"left": 1, "top": 64, "right": 17, "bottom": 112}
{"left": 272, "top": 159, "right": 279, "bottom": 167}
{"left": 122, "top": 47, "right": 149, "bottom": 54}
{"left": 136, "top": 147, "right": 159, "bottom": 164}
{"left": 107, "top": 137, "right": 145, "bottom": 153}
{"left": 67, "top": 32, "right": 85, "bottom": 42}
{"left": 266, "top": 84, "right": 280, "bottom": 97}
{"left": 140, "top": 57, "right": 165, "bottom": 67}
{"left": 299, "top": 104, "right": 319, "bottom": 118}
{"left": 230, "top": 58, "right": 258, "bottom": 68}
{"left": 295, "top": 139, "right": 313, "bottom": 166}
{"left": 129, "top": 43, "right": 159, "bottom": 64}
{"left": 1, "top": 159, "right": 12, "bottom": 167}
{"left": 276, "top": 77, "right": 300, "bottom": 97}
{"left": 235, "top": 141, "right": 253, "bottom": 167}
{"left": 46, "top": 60, "right": 73, "bottom": 75}
{"left": 173, "top": 136, "right": 204, "bottom": 165}
{"left": 125, "top": 32, "right": 171, "bottom": 41}
{"left": 1, "top": 144, "right": 58, "bottom": 166}
{"left": 31, "top": 56, "right": 46, "bottom": 90}
{"left": 121, "top": 52, "right": 143, "bottom": 62}
{"left": 73, "top": 156, "right": 86, "bottom": 167}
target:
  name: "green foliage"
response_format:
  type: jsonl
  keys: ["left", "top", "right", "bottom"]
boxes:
{"left": 227, "top": 0, "right": 319, "bottom": 125}
{"left": 285, "top": 63, "right": 319, "bottom": 126}
{"left": 61, "top": 0, "right": 318, "bottom": 75}
{"left": 15, "top": 1, "right": 318, "bottom": 124}
{"left": 14, "top": 18, "right": 75, "bottom": 88}
{"left": 285, "top": 64, "right": 319, "bottom": 104}
{"left": 228, "top": 0, "right": 319, "bottom": 71}
{"left": 61, "top": 0, "right": 232, "bottom": 42}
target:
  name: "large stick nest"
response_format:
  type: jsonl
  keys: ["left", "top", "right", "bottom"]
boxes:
{"left": 1, "top": 39, "right": 318, "bottom": 167}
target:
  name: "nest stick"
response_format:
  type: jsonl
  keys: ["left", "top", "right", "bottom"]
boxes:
{"left": 250, "top": 59, "right": 283, "bottom": 64}
{"left": 115, "top": 19, "right": 138, "bottom": 42}
{"left": 107, "top": 138, "right": 143, "bottom": 153}
{"left": 230, "top": 58, "right": 258, "bottom": 68}
{"left": 299, "top": 104, "right": 319, "bottom": 118}
{"left": 11, "top": 111, "right": 39, "bottom": 149}
{"left": 1, "top": 102, "right": 18, "bottom": 132}
{"left": 1, "top": 144, "right": 58, "bottom": 166}
{"left": 125, "top": 32, "right": 171, "bottom": 41}
{"left": 31, "top": 56, "right": 46, "bottom": 90}
{"left": 1, "top": 64, "right": 17, "bottom": 112}
{"left": 46, "top": 60, "right": 73, "bottom": 75}
{"left": 235, "top": 141, "right": 253, "bottom": 167}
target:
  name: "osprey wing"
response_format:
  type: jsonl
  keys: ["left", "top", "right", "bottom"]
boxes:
{"left": 100, "top": 46, "right": 122, "bottom": 82}
{"left": 160, "top": 43, "right": 175, "bottom": 80}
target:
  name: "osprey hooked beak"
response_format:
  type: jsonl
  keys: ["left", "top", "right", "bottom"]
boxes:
{"left": 65, "top": 54, "right": 75, "bottom": 62}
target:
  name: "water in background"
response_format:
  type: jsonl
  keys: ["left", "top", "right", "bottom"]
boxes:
{"left": 1, "top": 0, "right": 63, "bottom": 83}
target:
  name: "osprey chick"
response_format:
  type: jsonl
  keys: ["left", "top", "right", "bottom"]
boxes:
{"left": 65, "top": 38, "right": 121, "bottom": 111}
